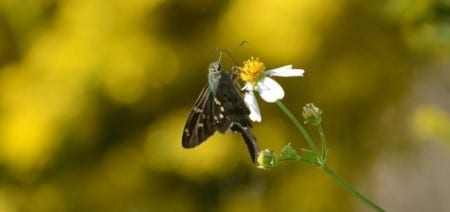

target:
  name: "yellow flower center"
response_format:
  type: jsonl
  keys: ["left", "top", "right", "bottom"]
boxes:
{"left": 239, "top": 57, "right": 265, "bottom": 83}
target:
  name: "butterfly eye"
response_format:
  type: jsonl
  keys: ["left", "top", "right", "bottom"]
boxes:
{"left": 208, "top": 61, "right": 221, "bottom": 73}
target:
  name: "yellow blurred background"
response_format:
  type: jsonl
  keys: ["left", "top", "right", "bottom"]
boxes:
{"left": 0, "top": 0, "right": 449, "bottom": 211}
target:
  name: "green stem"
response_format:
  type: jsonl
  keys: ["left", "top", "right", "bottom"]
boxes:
{"left": 275, "top": 100, "right": 320, "bottom": 156}
{"left": 322, "top": 164, "right": 385, "bottom": 212}
{"left": 275, "top": 100, "right": 385, "bottom": 211}
{"left": 278, "top": 158, "right": 311, "bottom": 164}
{"left": 318, "top": 124, "right": 327, "bottom": 160}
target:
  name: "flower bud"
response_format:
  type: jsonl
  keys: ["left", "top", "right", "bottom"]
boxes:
{"left": 256, "top": 149, "right": 277, "bottom": 170}
{"left": 302, "top": 103, "right": 322, "bottom": 126}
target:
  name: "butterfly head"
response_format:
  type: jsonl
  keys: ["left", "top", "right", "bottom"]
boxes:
{"left": 208, "top": 61, "right": 221, "bottom": 74}
{"left": 209, "top": 49, "right": 223, "bottom": 74}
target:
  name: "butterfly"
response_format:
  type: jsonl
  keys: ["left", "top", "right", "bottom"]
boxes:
{"left": 182, "top": 54, "right": 259, "bottom": 163}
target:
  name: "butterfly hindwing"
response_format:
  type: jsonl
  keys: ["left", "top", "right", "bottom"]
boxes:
{"left": 213, "top": 71, "right": 258, "bottom": 162}
{"left": 213, "top": 71, "right": 251, "bottom": 132}
{"left": 231, "top": 123, "right": 259, "bottom": 163}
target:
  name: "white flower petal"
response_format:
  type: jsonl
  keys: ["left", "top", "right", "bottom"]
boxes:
{"left": 257, "top": 77, "right": 284, "bottom": 102}
{"left": 266, "top": 65, "right": 304, "bottom": 77}
{"left": 243, "top": 90, "right": 262, "bottom": 122}
{"left": 242, "top": 83, "right": 254, "bottom": 91}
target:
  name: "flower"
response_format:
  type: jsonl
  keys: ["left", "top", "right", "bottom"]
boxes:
{"left": 240, "top": 57, "right": 305, "bottom": 122}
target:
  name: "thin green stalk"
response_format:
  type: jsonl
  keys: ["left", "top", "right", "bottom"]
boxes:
{"left": 322, "top": 164, "right": 385, "bottom": 212}
{"left": 317, "top": 124, "right": 327, "bottom": 160}
{"left": 275, "top": 100, "right": 385, "bottom": 211}
{"left": 275, "top": 100, "right": 320, "bottom": 155}
{"left": 278, "top": 157, "right": 311, "bottom": 164}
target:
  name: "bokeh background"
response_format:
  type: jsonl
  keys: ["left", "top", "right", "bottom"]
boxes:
{"left": 0, "top": 0, "right": 449, "bottom": 211}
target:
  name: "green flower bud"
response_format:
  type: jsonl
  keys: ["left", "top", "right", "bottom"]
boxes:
{"left": 256, "top": 149, "right": 277, "bottom": 170}
{"left": 302, "top": 103, "right": 322, "bottom": 126}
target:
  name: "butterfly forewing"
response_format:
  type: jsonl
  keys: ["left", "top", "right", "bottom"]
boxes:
{"left": 182, "top": 85, "right": 216, "bottom": 148}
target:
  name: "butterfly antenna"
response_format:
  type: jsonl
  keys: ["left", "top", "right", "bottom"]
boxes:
{"left": 218, "top": 49, "right": 237, "bottom": 66}
{"left": 218, "top": 49, "right": 223, "bottom": 63}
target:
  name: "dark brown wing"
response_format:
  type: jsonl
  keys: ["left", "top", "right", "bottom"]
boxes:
{"left": 182, "top": 85, "right": 217, "bottom": 148}
{"left": 214, "top": 71, "right": 259, "bottom": 163}
{"left": 182, "top": 70, "right": 258, "bottom": 163}
{"left": 231, "top": 123, "right": 259, "bottom": 163}
{"left": 213, "top": 71, "right": 252, "bottom": 133}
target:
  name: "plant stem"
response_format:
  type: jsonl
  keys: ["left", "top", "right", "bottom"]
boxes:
{"left": 275, "top": 100, "right": 385, "bottom": 211}
{"left": 317, "top": 124, "right": 327, "bottom": 160}
{"left": 322, "top": 164, "right": 385, "bottom": 212}
{"left": 275, "top": 100, "right": 320, "bottom": 156}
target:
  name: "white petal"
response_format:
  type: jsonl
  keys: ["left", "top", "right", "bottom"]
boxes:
{"left": 243, "top": 90, "right": 262, "bottom": 122}
{"left": 266, "top": 65, "right": 304, "bottom": 77}
{"left": 257, "top": 77, "right": 284, "bottom": 102}
{"left": 242, "top": 83, "right": 254, "bottom": 91}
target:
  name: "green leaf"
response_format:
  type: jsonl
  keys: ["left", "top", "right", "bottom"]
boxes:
{"left": 301, "top": 148, "right": 320, "bottom": 165}
{"left": 280, "top": 143, "right": 301, "bottom": 160}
